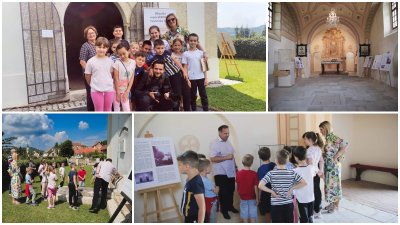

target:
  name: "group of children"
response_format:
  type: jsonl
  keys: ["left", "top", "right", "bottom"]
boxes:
{"left": 24, "top": 161, "right": 88, "bottom": 210}
{"left": 177, "top": 131, "right": 324, "bottom": 223}
{"left": 85, "top": 25, "right": 208, "bottom": 112}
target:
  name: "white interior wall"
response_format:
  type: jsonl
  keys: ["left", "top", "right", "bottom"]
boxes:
{"left": 333, "top": 114, "right": 398, "bottom": 186}
{"left": 2, "top": 2, "right": 29, "bottom": 108}
{"left": 369, "top": 3, "right": 398, "bottom": 88}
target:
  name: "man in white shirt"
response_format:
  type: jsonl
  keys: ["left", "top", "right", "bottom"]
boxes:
{"left": 58, "top": 162, "right": 65, "bottom": 188}
{"left": 210, "top": 125, "right": 238, "bottom": 220}
{"left": 89, "top": 158, "right": 117, "bottom": 213}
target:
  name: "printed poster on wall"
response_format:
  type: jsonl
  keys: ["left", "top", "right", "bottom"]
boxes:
{"left": 379, "top": 52, "right": 394, "bottom": 71}
{"left": 371, "top": 55, "right": 382, "bottom": 70}
{"left": 294, "top": 57, "right": 304, "bottom": 69}
{"left": 143, "top": 8, "right": 176, "bottom": 40}
{"left": 134, "top": 137, "right": 181, "bottom": 191}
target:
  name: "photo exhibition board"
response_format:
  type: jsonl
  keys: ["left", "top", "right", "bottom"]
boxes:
{"left": 379, "top": 52, "right": 394, "bottom": 71}
{"left": 143, "top": 8, "right": 176, "bottom": 40}
{"left": 134, "top": 137, "right": 180, "bottom": 191}
{"left": 363, "top": 56, "right": 373, "bottom": 68}
{"left": 371, "top": 55, "right": 382, "bottom": 70}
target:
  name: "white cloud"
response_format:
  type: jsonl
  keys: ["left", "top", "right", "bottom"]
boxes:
{"left": 13, "top": 136, "right": 32, "bottom": 147}
{"left": 41, "top": 131, "right": 68, "bottom": 143}
{"left": 78, "top": 121, "right": 89, "bottom": 130}
{"left": 2, "top": 114, "right": 53, "bottom": 136}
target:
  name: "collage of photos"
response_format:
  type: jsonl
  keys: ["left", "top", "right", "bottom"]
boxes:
{"left": 1, "top": 1, "right": 398, "bottom": 224}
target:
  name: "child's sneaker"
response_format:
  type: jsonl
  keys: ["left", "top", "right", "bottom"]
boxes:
{"left": 31, "top": 202, "right": 38, "bottom": 206}
{"left": 314, "top": 211, "right": 322, "bottom": 219}
{"left": 69, "top": 205, "right": 73, "bottom": 209}
{"left": 72, "top": 206, "right": 79, "bottom": 210}
{"left": 47, "top": 206, "right": 52, "bottom": 209}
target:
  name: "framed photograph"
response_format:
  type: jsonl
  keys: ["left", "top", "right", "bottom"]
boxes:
{"left": 296, "top": 44, "right": 307, "bottom": 57}
{"left": 359, "top": 44, "right": 370, "bottom": 57}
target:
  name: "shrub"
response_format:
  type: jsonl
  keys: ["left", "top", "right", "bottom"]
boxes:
{"left": 218, "top": 37, "right": 266, "bottom": 60}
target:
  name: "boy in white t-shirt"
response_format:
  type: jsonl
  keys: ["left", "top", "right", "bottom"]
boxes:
{"left": 293, "top": 146, "right": 315, "bottom": 223}
{"left": 182, "top": 33, "right": 208, "bottom": 111}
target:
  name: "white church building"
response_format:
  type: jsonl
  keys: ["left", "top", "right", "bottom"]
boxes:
{"left": 2, "top": 2, "right": 218, "bottom": 108}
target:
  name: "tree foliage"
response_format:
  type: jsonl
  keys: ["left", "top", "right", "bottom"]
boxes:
{"left": 59, "top": 140, "right": 73, "bottom": 158}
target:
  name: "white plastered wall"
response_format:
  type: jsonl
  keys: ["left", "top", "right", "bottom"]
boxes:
{"left": 2, "top": 2, "right": 29, "bottom": 108}
{"left": 107, "top": 114, "right": 132, "bottom": 176}
{"left": 134, "top": 114, "right": 278, "bottom": 222}
{"left": 332, "top": 114, "right": 398, "bottom": 186}
{"left": 168, "top": 2, "right": 218, "bottom": 82}
{"left": 369, "top": 3, "right": 398, "bottom": 88}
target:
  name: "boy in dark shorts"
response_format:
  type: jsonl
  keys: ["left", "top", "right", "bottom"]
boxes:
{"left": 257, "top": 147, "right": 276, "bottom": 222}
{"left": 177, "top": 150, "right": 205, "bottom": 223}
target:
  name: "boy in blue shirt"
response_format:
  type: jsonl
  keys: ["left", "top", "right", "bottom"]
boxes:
{"left": 198, "top": 158, "right": 218, "bottom": 223}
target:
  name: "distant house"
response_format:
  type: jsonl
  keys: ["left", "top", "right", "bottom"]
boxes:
{"left": 72, "top": 142, "right": 86, "bottom": 151}
{"left": 43, "top": 147, "right": 59, "bottom": 158}
{"left": 92, "top": 141, "right": 107, "bottom": 153}
{"left": 73, "top": 142, "right": 107, "bottom": 155}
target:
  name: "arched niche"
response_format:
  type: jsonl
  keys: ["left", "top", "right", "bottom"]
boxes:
{"left": 308, "top": 21, "right": 359, "bottom": 75}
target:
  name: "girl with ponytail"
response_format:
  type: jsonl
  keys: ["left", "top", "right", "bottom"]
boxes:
{"left": 302, "top": 131, "right": 324, "bottom": 218}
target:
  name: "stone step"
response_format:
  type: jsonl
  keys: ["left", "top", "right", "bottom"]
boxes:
{"left": 106, "top": 188, "right": 132, "bottom": 223}
{"left": 107, "top": 196, "right": 131, "bottom": 223}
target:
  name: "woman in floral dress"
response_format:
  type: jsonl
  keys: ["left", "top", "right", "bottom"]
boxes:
{"left": 8, "top": 151, "right": 21, "bottom": 204}
{"left": 319, "top": 121, "right": 349, "bottom": 213}
{"left": 163, "top": 13, "right": 208, "bottom": 59}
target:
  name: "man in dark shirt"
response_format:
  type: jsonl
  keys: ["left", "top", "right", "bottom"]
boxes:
{"left": 134, "top": 61, "right": 175, "bottom": 111}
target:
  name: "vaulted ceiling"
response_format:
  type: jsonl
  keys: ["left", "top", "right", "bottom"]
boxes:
{"left": 284, "top": 2, "right": 381, "bottom": 41}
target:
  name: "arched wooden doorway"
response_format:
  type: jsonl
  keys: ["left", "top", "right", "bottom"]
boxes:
{"left": 64, "top": 3, "right": 124, "bottom": 90}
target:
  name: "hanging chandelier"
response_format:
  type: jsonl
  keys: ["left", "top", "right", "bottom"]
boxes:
{"left": 326, "top": 8, "right": 340, "bottom": 26}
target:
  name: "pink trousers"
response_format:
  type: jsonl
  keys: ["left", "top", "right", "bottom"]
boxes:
{"left": 113, "top": 93, "right": 131, "bottom": 111}
{"left": 91, "top": 91, "right": 114, "bottom": 111}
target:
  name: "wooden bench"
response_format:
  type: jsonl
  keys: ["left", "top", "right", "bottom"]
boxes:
{"left": 350, "top": 163, "right": 398, "bottom": 181}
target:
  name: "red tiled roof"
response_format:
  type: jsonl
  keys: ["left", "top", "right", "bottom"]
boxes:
{"left": 74, "top": 148, "right": 97, "bottom": 155}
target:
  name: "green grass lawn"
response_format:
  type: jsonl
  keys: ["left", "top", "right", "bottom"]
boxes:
{"left": 2, "top": 165, "right": 108, "bottom": 223}
{"left": 205, "top": 59, "right": 266, "bottom": 111}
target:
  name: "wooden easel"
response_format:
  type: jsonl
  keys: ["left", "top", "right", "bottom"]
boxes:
{"left": 139, "top": 131, "right": 182, "bottom": 223}
{"left": 138, "top": 183, "right": 182, "bottom": 223}
{"left": 219, "top": 33, "right": 241, "bottom": 77}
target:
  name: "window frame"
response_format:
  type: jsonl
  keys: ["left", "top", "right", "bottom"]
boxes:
{"left": 391, "top": 2, "right": 398, "bottom": 29}
{"left": 268, "top": 2, "right": 273, "bottom": 30}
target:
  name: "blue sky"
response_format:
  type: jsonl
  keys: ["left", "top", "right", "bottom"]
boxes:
{"left": 218, "top": 2, "right": 266, "bottom": 28}
{"left": 2, "top": 114, "right": 108, "bottom": 150}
